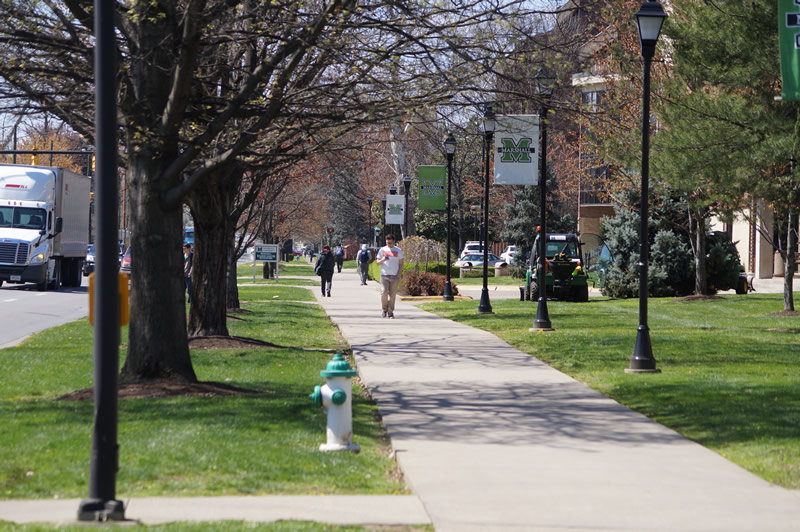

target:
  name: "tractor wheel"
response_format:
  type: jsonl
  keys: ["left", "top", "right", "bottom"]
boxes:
{"left": 530, "top": 282, "right": 539, "bottom": 301}
{"left": 572, "top": 284, "right": 589, "bottom": 302}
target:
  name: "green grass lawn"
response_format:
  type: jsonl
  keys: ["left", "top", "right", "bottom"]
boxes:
{"left": 420, "top": 292, "right": 800, "bottom": 489}
{"left": 0, "top": 283, "right": 404, "bottom": 501}
{"left": 237, "top": 260, "right": 316, "bottom": 280}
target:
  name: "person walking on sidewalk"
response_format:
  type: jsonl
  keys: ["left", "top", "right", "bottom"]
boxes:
{"left": 183, "top": 243, "right": 193, "bottom": 303}
{"left": 315, "top": 244, "right": 335, "bottom": 297}
{"left": 376, "top": 234, "right": 404, "bottom": 318}
{"left": 334, "top": 244, "right": 345, "bottom": 273}
{"left": 357, "top": 243, "right": 371, "bottom": 285}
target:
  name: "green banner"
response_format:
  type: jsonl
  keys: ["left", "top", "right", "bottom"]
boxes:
{"left": 780, "top": 0, "right": 800, "bottom": 100}
{"left": 418, "top": 165, "right": 446, "bottom": 210}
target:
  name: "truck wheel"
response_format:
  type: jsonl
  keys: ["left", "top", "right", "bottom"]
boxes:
{"left": 67, "top": 259, "right": 82, "bottom": 287}
{"left": 735, "top": 275, "right": 747, "bottom": 295}
{"left": 47, "top": 262, "right": 62, "bottom": 290}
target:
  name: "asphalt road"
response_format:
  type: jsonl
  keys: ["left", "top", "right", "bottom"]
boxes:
{"left": 0, "top": 276, "right": 90, "bottom": 348}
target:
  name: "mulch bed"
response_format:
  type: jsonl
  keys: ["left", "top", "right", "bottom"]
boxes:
{"left": 58, "top": 334, "right": 279, "bottom": 401}
{"left": 188, "top": 335, "right": 280, "bottom": 350}
{"left": 57, "top": 380, "right": 264, "bottom": 401}
{"left": 672, "top": 294, "right": 725, "bottom": 302}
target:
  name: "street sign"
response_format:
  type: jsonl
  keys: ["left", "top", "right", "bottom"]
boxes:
{"left": 253, "top": 244, "right": 279, "bottom": 282}
{"left": 254, "top": 244, "right": 279, "bottom": 262}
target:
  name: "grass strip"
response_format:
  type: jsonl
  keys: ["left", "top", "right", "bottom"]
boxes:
{"left": 0, "top": 284, "right": 404, "bottom": 500}
{"left": 420, "top": 292, "right": 800, "bottom": 489}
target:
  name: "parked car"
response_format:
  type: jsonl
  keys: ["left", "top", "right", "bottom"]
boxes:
{"left": 454, "top": 253, "right": 506, "bottom": 268}
{"left": 500, "top": 245, "right": 517, "bottom": 262}
{"left": 120, "top": 246, "right": 132, "bottom": 274}
{"left": 82, "top": 244, "right": 95, "bottom": 276}
{"left": 460, "top": 241, "right": 485, "bottom": 257}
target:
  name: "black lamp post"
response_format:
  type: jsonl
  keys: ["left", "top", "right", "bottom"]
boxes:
{"left": 628, "top": 0, "right": 666, "bottom": 373}
{"left": 381, "top": 195, "right": 387, "bottom": 242}
{"left": 367, "top": 195, "right": 374, "bottom": 247}
{"left": 388, "top": 183, "right": 398, "bottom": 238}
{"left": 443, "top": 133, "right": 456, "bottom": 301}
{"left": 78, "top": 0, "right": 124, "bottom": 521}
{"left": 403, "top": 173, "right": 412, "bottom": 239}
{"left": 477, "top": 103, "right": 495, "bottom": 315}
{"left": 531, "top": 68, "right": 555, "bottom": 331}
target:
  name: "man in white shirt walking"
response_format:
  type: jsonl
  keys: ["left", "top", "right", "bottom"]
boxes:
{"left": 376, "top": 234, "right": 404, "bottom": 318}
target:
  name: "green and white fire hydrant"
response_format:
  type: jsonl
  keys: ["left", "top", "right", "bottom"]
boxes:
{"left": 309, "top": 352, "right": 360, "bottom": 453}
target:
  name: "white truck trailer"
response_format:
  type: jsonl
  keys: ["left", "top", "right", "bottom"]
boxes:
{"left": 0, "top": 164, "right": 90, "bottom": 290}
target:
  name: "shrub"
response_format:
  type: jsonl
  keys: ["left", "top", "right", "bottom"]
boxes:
{"left": 401, "top": 271, "right": 459, "bottom": 296}
{"left": 706, "top": 234, "right": 742, "bottom": 292}
{"left": 601, "top": 191, "right": 695, "bottom": 298}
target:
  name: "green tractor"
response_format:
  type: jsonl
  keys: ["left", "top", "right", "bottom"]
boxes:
{"left": 525, "top": 233, "right": 589, "bottom": 302}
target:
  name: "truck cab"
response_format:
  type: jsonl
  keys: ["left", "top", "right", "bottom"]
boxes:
{"left": 0, "top": 165, "right": 89, "bottom": 290}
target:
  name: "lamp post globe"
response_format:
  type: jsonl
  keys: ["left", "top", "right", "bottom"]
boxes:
{"left": 477, "top": 103, "right": 495, "bottom": 315}
{"left": 628, "top": 0, "right": 666, "bottom": 374}
{"left": 443, "top": 133, "right": 456, "bottom": 301}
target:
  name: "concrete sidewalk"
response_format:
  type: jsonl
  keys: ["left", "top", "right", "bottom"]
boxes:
{"left": 318, "top": 269, "right": 800, "bottom": 531}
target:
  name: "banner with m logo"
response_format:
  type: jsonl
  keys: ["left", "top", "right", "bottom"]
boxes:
{"left": 494, "top": 115, "right": 540, "bottom": 185}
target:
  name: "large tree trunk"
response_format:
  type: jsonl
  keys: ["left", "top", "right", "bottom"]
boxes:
{"left": 226, "top": 239, "right": 241, "bottom": 310}
{"left": 784, "top": 210, "right": 796, "bottom": 311}
{"left": 186, "top": 166, "right": 240, "bottom": 337}
{"left": 695, "top": 221, "right": 708, "bottom": 295}
{"left": 121, "top": 155, "right": 197, "bottom": 383}
{"left": 689, "top": 207, "right": 708, "bottom": 295}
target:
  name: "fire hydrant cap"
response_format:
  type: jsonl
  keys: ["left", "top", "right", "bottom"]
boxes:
{"left": 331, "top": 389, "right": 347, "bottom": 405}
{"left": 309, "top": 385, "right": 322, "bottom": 407}
{"left": 320, "top": 352, "right": 357, "bottom": 377}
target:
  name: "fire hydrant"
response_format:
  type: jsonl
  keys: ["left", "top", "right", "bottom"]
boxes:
{"left": 309, "top": 352, "right": 360, "bottom": 453}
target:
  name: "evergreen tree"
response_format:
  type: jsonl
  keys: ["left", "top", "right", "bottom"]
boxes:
{"left": 655, "top": 0, "right": 800, "bottom": 304}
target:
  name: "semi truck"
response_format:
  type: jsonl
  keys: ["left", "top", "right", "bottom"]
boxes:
{"left": 0, "top": 164, "right": 90, "bottom": 290}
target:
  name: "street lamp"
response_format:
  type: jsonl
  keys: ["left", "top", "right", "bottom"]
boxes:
{"left": 531, "top": 68, "right": 555, "bottom": 331}
{"left": 477, "top": 103, "right": 495, "bottom": 314}
{"left": 367, "top": 195, "right": 374, "bottom": 247}
{"left": 388, "top": 184, "right": 398, "bottom": 237}
{"left": 443, "top": 133, "right": 456, "bottom": 301}
{"left": 628, "top": 0, "right": 667, "bottom": 373}
{"left": 403, "top": 173, "right": 412, "bottom": 239}
{"left": 381, "top": 195, "right": 387, "bottom": 241}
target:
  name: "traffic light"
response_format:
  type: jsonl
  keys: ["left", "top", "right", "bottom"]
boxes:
{"left": 91, "top": 155, "right": 96, "bottom": 173}
{"left": 327, "top": 227, "right": 333, "bottom": 233}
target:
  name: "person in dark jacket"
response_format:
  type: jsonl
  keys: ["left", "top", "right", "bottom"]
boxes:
{"left": 315, "top": 244, "right": 335, "bottom": 297}
{"left": 183, "top": 243, "right": 193, "bottom": 303}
